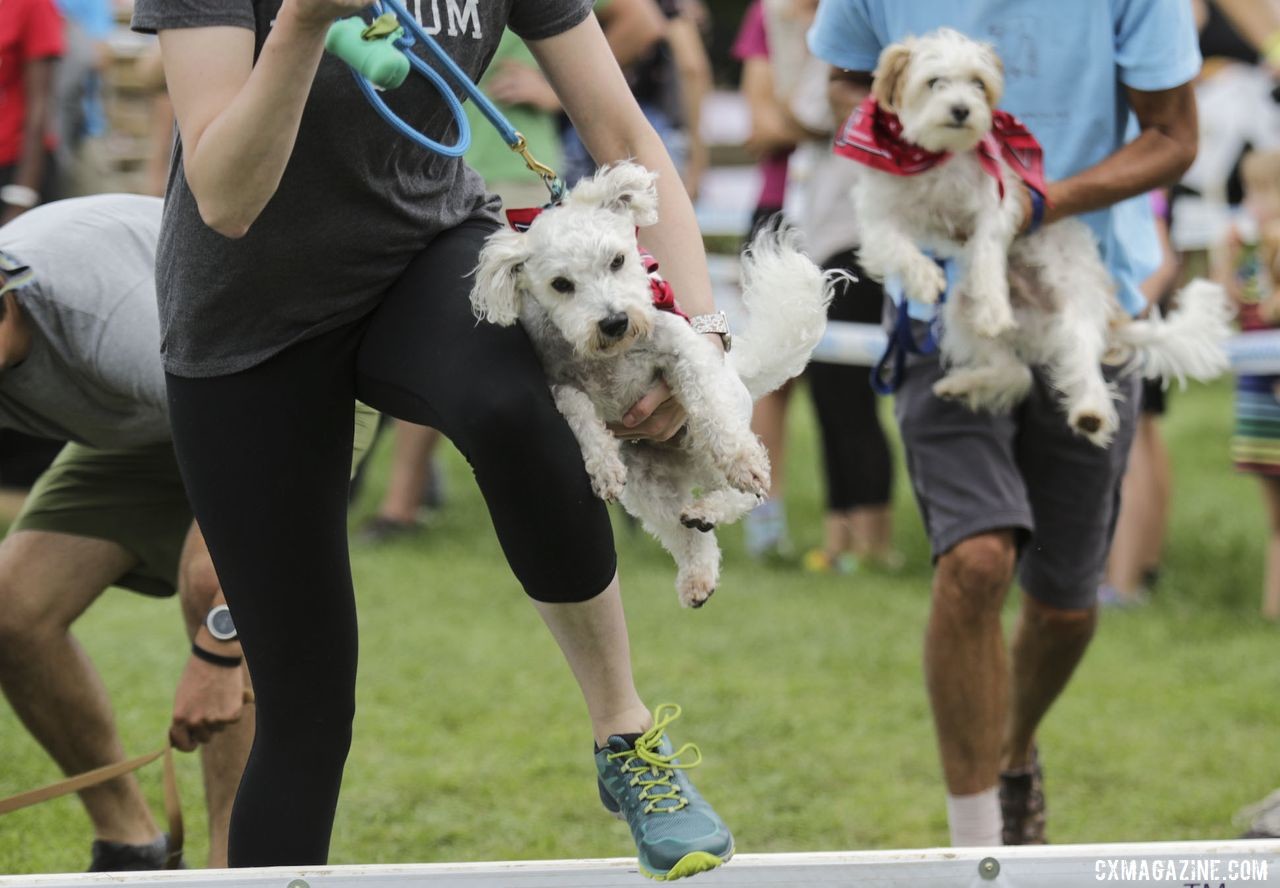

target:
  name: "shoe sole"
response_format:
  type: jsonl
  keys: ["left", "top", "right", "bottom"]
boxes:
{"left": 640, "top": 845, "right": 735, "bottom": 882}
{"left": 601, "top": 803, "right": 733, "bottom": 881}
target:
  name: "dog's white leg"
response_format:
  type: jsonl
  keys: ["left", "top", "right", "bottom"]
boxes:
{"left": 962, "top": 210, "right": 1019, "bottom": 338}
{"left": 659, "top": 331, "right": 771, "bottom": 498}
{"left": 1045, "top": 312, "right": 1119, "bottom": 447}
{"left": 620, "top": 468, "right": 722, "bottom": 608}
{"left": 552, "top": 384, "right": 627, "bottom": 501}
{"left": 679, "top": 487, "right": 762, "bottom": 532}
{"left": 858, "top": 221, "right": 947, "bottom": 304}
{"left": 933, "top": 307, "right": 1032, "bottom": 412}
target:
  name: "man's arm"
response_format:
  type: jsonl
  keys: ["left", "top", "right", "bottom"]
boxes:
{"left": 1032, "top": 83, "right": 1198, "bottom": 229}
{"left": 1, "top": 59, "right": 57, "bottom": 225}
{"left": 596, "top": 0, "right": 666, "bottom": 68}
{"left": 826, "top": 67, "right": 871, "bottom": 129}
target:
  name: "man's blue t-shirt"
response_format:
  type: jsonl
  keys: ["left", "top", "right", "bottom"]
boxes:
{"left": 807, "top": 0, "right": 1201, "bottom": 316}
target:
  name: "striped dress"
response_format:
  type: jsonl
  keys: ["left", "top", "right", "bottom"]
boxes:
{"left": 1233, "top": 248, "right": 1280, "bottom": 475}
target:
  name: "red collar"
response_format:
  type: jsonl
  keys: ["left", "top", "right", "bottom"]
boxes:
{"left": 505, "top": 207, "right": 689, "bottom": 320}
{"left": 833, "top": 96, "right": 1048, "bottom": 201}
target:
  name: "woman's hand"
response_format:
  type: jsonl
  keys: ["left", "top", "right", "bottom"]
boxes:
{"left": 287, "top": 0, "right": 369, "bottom": 29}
{"left": 486, "top": 61, "right": 561, "bottom": 113}
{"left": 608, "top": 379, "right": 688, "bottom": 441}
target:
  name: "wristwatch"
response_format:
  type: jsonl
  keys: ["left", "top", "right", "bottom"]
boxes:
{"left": 204, "top": 604, "right": 238, "bottom": 642}
{"left": 689, "top": 311, "right": 732, "bottom": 352}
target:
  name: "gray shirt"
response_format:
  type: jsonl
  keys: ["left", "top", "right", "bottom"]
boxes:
{"left": 0, "top": 195, "right": 169, "bottom": 449}
{"left": 132, "top": 0, "right": 592, "bottom": 377}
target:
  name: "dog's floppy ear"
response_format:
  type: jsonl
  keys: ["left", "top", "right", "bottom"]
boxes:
{"left": 470, "top": 227, "right": 530, "bottom": 326}
{"left": 569, "top": 162, "right": 660, "bottom": 226}
{"left": 978, "top": 42, "right": 1005, "bottom": 107}
{"left": 872, "top": 39, "right": 913, "bottom": 112}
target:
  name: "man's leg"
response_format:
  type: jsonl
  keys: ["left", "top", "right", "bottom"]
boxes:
{"left": 927, "top": 531, "right": 1018, "bottom": 794}
{"left": 893, "top": 350, "right": 1033, "bottom": 847}
{"left": 1000, "top": 371, "right": 1140, "bottom": 842}
{"left": 0, "top": 530, "right": 160, "bottom": 845}
{"left": 174, "top": 525, "right": 252, "bottom": 869}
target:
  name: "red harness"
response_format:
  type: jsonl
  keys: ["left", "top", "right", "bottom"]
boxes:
{"left": 505, "top": 207, "right": 689, "bottom": 320}
{"left": 833, "top": 96, "right": 1048, "bottom": 201}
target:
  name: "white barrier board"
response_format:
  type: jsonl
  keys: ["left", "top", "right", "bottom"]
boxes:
{"left": 2, "top": 842, "right": 1276, "bottom": 888}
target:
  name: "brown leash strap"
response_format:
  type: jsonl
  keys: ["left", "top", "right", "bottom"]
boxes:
{"left": 0, "top": 741, "right": 184, "bottom": 866}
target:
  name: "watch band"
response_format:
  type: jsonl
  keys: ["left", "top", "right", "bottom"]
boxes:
{"left": 191, "top": 643, "right": 243, "bottom": 669}
{"left": 689, "top": 311, "right": 732, "bottom": 351}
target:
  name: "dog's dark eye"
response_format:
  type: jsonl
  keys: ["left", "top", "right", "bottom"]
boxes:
{"left": 610, "top": 253, "right": 626, "bottom": 271}
{"left": 550, "top": 277, "right": 575, "bottom": 294}
{"left": 927, "top": 77, "right": 940, "bottom": 89}
{"left": 971, "top": 78, "right": 985, "bottom": 89}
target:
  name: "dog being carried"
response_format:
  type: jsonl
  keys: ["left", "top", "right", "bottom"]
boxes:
{"left": 471, "top": 163, "right": 833, "bottom": 607}
{"left": 845, "top": 27, "right": 1230, "bottom": 446}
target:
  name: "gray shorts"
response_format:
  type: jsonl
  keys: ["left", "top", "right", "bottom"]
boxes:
{"left": 893, "top": 351, "right": 1139, "bottom": 610}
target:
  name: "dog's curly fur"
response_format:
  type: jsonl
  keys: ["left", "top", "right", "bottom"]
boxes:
{"left": 470, "top": 163, "right": 834, "bottom": 607}
{"left": 854, "top": 28, "right": 1231, "bottom": 446}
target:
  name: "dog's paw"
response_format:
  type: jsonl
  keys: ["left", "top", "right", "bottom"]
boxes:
{"left": 968, "top": 288, "right": 1017, "bottom": 338}
{"left": 677, "top": 571, "right": 717, "bottom": 609}
{"left": 902, "top": 256, "right": 947, "bottom": 305}
{"left": 680, "top": 509, "right": 716, "bottom": 533}
{"left": 1069, "top": 400, "right": 1119, "bottom": 448}
{"left": 586, "top": 454, "right": 627, "bottom": 501}
{"left": 721, "top": 446, "right": 770, "bottom": 497}
{"left": 932, "top": 374, "right": 975, "bottom": 402}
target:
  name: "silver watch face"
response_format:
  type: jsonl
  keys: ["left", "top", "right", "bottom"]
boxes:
{"left": 206, "top": 605, "right": 237, "bottom": 642}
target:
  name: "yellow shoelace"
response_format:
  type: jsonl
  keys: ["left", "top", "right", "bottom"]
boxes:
{"left": 607, "top": 704, "right": 704, "bottom": 815}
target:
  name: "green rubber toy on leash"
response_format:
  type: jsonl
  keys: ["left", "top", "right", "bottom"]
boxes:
{"left": 324, "top": 13, "right": 410, "bottom": 90}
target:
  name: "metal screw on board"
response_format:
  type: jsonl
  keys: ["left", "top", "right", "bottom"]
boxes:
{"left": 979, "top": 856, "right": 1001, "bottom": 879}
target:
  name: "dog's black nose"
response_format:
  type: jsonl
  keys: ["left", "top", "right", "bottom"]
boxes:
{"left": 951, "top": 105, "right": 970, "bottom": 123}
{"left": 598, "top": 312, "right": 630, "bottom": 338}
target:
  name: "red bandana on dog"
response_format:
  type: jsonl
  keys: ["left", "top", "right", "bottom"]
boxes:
{"left": 505, "top": 207, "right": 690, "bottom": 321}
{"left": 833, "top": 96, "right": 1048, "bottom": 201}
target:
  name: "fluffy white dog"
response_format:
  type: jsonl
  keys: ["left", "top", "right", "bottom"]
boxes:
{"left": 471, "top": 163, "right": 833, "bottom": 607}
{"left": 848, "top": 27, "right": 1230, "bottom": 445}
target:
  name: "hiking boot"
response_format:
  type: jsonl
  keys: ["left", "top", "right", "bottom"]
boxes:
{"left": 88, "top": 833, "right": 184, "bottom": 871}
{"left": 1000, "top": 748, "right": 1047, "bottom": 845}
{"left": 595, "top": 704, "right": 734, "bottom": 881}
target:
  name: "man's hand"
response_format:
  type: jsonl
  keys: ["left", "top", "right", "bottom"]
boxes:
{"left": 170, "top": 656, "right": 250, "bottom": 752}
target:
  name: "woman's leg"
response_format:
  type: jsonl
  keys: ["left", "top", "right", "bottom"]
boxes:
{"left": 806, "top": 250, "right": 896, "bottom": 564}
{"left": 1259, "top": 475, "right": 1280, "bottom": 620}
{"left": 354, "top": 220, "right": 648, "bottom": 739}
{"left": 165, "top": 323, "right": 363, "bottom": 866}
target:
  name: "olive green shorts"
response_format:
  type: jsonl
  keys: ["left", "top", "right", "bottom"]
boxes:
{"left": 7, "top": 401, "right": 379, "bottom": 598}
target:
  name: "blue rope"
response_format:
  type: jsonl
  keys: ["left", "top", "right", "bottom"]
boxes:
{"left": 870, "top": 264, "right": 948, "bottom": 395}
{"left": 337, "top": 1, "right": 564, "bottom": 198}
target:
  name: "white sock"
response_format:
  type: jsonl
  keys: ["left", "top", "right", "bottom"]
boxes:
{"left": 946, "top": 786, "right": 1002, "bottom": 847}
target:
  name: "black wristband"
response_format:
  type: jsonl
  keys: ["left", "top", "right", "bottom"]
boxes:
{"left": 191, "top": 643, "right": 243, "bottom": 669}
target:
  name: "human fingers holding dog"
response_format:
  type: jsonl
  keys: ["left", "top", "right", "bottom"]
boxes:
{"left": 611, "top": 379, "right": 688, "bottom": 441}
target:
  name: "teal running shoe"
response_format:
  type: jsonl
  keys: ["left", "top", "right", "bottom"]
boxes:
{"left": 595, "top": 704, "right": 734, "bottom": 881}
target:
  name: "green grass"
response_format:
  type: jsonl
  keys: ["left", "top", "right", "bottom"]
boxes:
{"left": 0, "top": 378, "right": 1276, "bottom": 873}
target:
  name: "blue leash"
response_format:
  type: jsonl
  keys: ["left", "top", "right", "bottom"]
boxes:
{"left": 326, "top": 1, "right": 566, "bottom": 200}
{"left": 870, "top": 263, "right": 948, "bottom": 396}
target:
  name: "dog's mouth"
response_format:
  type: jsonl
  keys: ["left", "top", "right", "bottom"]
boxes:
{"left": 583, "top": 310, "right": 652, "bottom": 358}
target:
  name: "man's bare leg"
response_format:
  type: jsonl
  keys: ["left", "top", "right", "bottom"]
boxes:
{"left": 1002, "top": 594, "right": 1097, "bottom": 771}
{"left": 175, "top": 525, "right": 253, "bottom": 868}
{"left": 926, "top": 531, "right": 1017, "bottom": 795}
{"left": 0, "top": 530, "right": 159, "bottom": 844}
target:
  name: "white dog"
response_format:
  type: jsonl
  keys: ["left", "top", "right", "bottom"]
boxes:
{"left": 847, "top": 27, "right": 1230, "bottom": 446}
{"left": 471, "top": 163, "right": 833, "bottom": 607}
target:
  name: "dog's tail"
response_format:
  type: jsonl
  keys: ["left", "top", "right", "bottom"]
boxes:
{"left": 1110, "top": 278, "right": 1233, "bottom": 386}
{"left": 729, "top": 226, "right": 837, "bottom": 400}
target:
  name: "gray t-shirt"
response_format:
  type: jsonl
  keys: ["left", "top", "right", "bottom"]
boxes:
{"left": 0, "top": 194, "right": 169, "bottom": 449}
{"left": 132, "top": 0, "right": 592, "bottom": 377}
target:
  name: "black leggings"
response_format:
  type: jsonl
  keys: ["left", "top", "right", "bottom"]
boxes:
{"left": 165, "top": 220, "right": 617, "bottom": 866}
{"left": 806, "top": 249, "right": 893, "bottom": 510}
